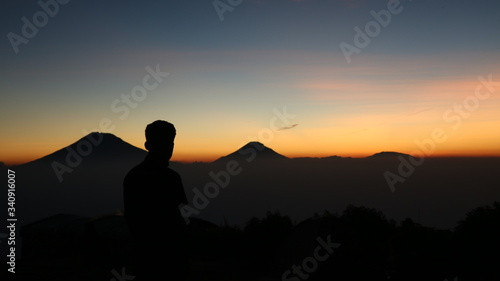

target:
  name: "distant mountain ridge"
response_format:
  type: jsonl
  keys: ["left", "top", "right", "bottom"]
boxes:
{"left": 367, "top": 151, "right": 413, "bottom": 159}
{"left": 23, "top": 132, "right": 146, "bottom": 168}
{"left": 8, "top": 132, "right": 500, "bottom": 230}
{"left": 13, "top": 133, "right": 148, "bottom": 226}
{"left": 11, "top": 133, "right": 415, "bottom": 168}
{"left": 215, "top": 141, "right": 289, "bottom": 163}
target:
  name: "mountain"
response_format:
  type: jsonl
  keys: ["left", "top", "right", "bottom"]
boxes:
{"left": 214, "top": 141, "right": 289, "bottom": 163}
{"left": 367, "top": 151, "right": 413, "bottom": 159}
{"left": 6, "top": 133, "right": 500, "bottom": 230}
{"left": 14, "top": 132, "right": 147, "bottom": 226}
{"left": 21, "top": 132, "right": 146, "bottom": 170}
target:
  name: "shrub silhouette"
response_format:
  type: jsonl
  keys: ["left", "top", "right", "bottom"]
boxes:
{"left": 243, "top": 211, "right": 294, "bottom": 272}
{"left": 390, "top": 218, "right": 454, "bottom": 281}
{"left": 454, "top": 201, "right": 500, "bottom": 281}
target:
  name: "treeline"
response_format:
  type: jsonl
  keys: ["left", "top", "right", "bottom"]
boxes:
{"left": 187, "top": 202, "right": 500, "bottom": 281}
{"left": 14, "top": 202, "right": 500, "bottom": 280}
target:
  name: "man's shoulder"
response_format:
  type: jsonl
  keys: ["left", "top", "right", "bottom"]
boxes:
{"left": 166, "top": 167, "right": 181, "bottom": 176}
{"left": 162, "top": 167, "right": 182, "bottom": 182}
{"left": 123, "top": 162, "right": 148, "bottom": 184}
{"left": 125, "top": 162, "right": 145, "bottom": 176}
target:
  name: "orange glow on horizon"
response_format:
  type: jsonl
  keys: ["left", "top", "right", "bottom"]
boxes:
{"left": 3, "top": 142, "right": 500, "bottom": 167}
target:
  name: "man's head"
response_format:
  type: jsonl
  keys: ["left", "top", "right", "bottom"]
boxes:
{"left": 144, "top": 120, "right": 176, "bottom": 160}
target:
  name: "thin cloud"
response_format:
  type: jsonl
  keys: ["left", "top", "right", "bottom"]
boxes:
{"left": 407, "top": 107, "right": 432, "bottom": 116}
{"left": 277, "top": 124, "right": 299, "bottom": 131}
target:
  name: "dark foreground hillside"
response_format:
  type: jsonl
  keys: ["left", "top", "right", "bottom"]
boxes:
{"left": 4, "top": 202, "right": 500, "bottom": 281}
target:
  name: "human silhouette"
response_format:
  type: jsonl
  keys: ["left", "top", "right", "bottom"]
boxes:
{"left": 123, "top": 120, "right": 189, "bottom": 280}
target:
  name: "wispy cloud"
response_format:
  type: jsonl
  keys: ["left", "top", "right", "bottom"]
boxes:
{"left": 277, "top": 123, "right": 299, "bottom": 130}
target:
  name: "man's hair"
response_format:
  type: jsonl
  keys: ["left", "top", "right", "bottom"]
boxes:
{"left": 145, "top": 120, "right": 176, "bottom": 143}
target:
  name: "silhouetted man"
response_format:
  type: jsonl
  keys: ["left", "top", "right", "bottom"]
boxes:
{"left": 124, "top": 120, "right": 189, "bottom": 280}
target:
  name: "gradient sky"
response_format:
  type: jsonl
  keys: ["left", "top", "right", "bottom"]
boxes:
{"left": 1, "top": 0, "right": 499, "bottom": 165}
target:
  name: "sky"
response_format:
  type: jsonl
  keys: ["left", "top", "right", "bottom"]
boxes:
{"left": 1, "top": 0, "right": 499, "bottom": 165}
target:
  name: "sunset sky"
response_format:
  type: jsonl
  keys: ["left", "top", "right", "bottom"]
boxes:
{"left": 1, "top": 0, "right": 499, "bottom": 165}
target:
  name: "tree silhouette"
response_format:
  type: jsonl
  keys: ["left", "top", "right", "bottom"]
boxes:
{"left": 454, "top": 201, "right": 500, "bottom": 280}
{"left": 243, "top": 211, "right": 294, "bottom": 273}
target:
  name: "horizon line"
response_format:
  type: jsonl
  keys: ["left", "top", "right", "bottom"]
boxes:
{"left": 4, "top": 152, "right": 500, "bottom": 167}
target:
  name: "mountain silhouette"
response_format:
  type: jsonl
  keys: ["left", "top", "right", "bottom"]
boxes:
{"left": 7, "top": 133, "right": 500, "bottom": 230}
{"left": 21, "top": 132, "right": 146, "bottom": 170}
{"left": 367, "top": 151, "right": 413, "bottom": 159}
{"left": 15, "top": 132, "right": 147, "bottom": 226}
{"left": 214, "top": 141, "right": 289, "bottom": 163}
